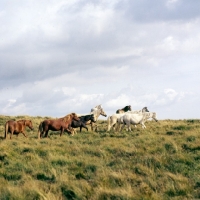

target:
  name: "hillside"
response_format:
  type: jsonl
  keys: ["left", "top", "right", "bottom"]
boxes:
{"left": 0, "top": 115, "right": 200, "bottom": 199}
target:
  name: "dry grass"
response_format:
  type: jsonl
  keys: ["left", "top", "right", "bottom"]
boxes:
{"left": 0, "top": 116, "right": 200, "bottom": 199}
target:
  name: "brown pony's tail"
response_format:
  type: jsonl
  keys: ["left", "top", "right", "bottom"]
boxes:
{"left": 38, "top": 122, "right": 43, "bottom": 139}
{"left": 5, "top": 122, "right": 8, "bottom": 139}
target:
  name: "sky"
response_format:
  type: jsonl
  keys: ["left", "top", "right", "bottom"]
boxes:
{"left": 0, "top": 0, "right": 200, "bottom": 120}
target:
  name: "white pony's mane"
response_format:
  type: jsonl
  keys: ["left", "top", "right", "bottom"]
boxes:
{"left": 77, "top": 105, "right": 103, "bottom": 118}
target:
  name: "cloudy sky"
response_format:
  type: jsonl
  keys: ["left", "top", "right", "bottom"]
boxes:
{"left": 0, "top": 0, "right": 199, "bottom": 119}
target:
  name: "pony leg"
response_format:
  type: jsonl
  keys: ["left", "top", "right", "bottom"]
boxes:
{"left": 115, "top": 121, "right": 121, "bottom": 132}
{"left": 80, "top": 124, "right": 88, "bottom": 132}
{"left": 60, "top": 128, "right": 64, "bottom": 136}
{"left": 125, "top": 122, "right": 130, "bottom": 131}
{"left": 91, "top": 122, "right": 94, "bottom": 131}
{"left": 141, "top": 122, "right": 146, "bottom": 129}
{"left": 66, "top": 128, "right": 73, "bottom": 135}
{"left": 44, "top": 130, "right": 49, "bottom": 138}
{"left": 113, "top": 123, "right": 116, "bottom": 131}
{"left": 94, "top": 124, "right": 98, "bottom": 131}
{"left": 70, "top": 128, "right": 75, "bottom": 136}
{"left": 21, "top": 131, "right": 27, "bottom": 138}
{"left": 128, "top": 126, "right": 132, "bottom": 132}
{"left": 94, "top": 122, "right": 99, "bottom": 132}
{"left": 115, "top": 122, "right": 118, "bottom": 132}
{"left": 41, "top": 131, "right": 45, "bottom": 138}
{"left": 111, "top": 118, "right": 117, "bottom": 131}
{"left": 94, "top": 125, "right": 98, "bottom": 132}
{"left": 10, "top": 131, "right": 13, "bottom": 139}
{"left": 71, "top": 128, "right": 75, "bottom": 135}
{"left": 91, "top": 122, "right": 97, "bottom": 132}
{"left": 120, "top": 124, "right": 125, "bottom": 132}
{"left": 74, "top": 128, "right": 77, "bottom": 134}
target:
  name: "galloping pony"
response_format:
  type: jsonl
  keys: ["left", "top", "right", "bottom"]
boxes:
{"left": 70, "top": 114, "right": 96, "bottom": 135}
{"left": 129, "top": 107, "right": 149, "bottom": 114}
{"left": 38, "top": 113, "right": 79, "bottom": 139}
{"left": 116, "top": 105, "right": 131, "bottom": 114}
{"left": 5, "top": 119, "right": 34, "bottom": 139}
{"left": 78, "top": 105, "right": 107, "bottom": 131}
{"left": 107, "top": 107, "right": 149, "bottom": 131}
{"left": 117, "top": 112, "right": 158, "bottom": 131}
{"left": 90, "top": 105, "right": 107, "bottom": 131}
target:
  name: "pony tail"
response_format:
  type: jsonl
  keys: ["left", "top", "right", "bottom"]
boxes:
{"left": 38, "top": 122, "right": 43, "bottom": 139}
{"left": 5, "top": 122, "right": 8, "bottom": 139}
{"left": 107, "top": 116, "right": 111, "bottom": 131}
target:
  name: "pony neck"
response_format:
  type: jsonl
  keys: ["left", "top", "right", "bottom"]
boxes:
{"left": 91, "top": 108, "right": 101, "bottom": 120}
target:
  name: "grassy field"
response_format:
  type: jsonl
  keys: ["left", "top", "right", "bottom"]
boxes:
{"left": 0, "top": 115, "right": 200, "bottom": 199}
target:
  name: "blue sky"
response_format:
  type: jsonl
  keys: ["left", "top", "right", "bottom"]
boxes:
{"left": 0, "top": 0, "right": 199, "bottom": 119}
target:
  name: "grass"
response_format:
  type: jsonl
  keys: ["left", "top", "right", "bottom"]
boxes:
{"left": 0, "top": 115, "right": 200, "bottom": 199}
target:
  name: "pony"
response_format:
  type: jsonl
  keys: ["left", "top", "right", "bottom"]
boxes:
{"left": 77, "top": 105, "right": 107, "bottom": 132}
{"left": 129, "top": 106, "right": 149, "bottom": 114}
{"left": 116, "top": 105, "right": 131, "bottom": 114}
{"left": 90, "top": 105, "right": 107, "bottom": 131}
{"left": 38, "top": 113, "right": 79, "bottom": 139}
{"left": 107, "top": 107, "right": 149, "bottom": 131}
{"left": 117, "top": 112, "right": 158, "bottom": 131}
{"left": 5, "top": 119, "right": 34, "bottom": 139}
{"left": 70, "top": 114, "right": 96, "bottom": 135}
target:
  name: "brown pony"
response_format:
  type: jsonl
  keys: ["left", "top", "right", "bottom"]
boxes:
{"left": 5, "top": 119, "right": 34, "bottom": 139}
{"left": 116, "top": 105, "right": 131, "bottom": 114}
{"left": 38, "top": 113, "right": 80, "bottom": 139}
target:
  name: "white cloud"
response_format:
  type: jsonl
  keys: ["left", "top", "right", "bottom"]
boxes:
{"left": 106, "top": 94, "right": 130, "bottom": 108}
{"left": 164, "top": 88, "right": 178, "bottom": 101}
{"left": 166, "top": 0, "right": 179, "bottom": 9}
{"left": 60, "top": 87, "right": 77, "bottom": 96}
{"left": 0, "top": 0, "right": 200, "bottom": 119}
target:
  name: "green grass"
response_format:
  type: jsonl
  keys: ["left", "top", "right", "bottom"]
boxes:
{"left": 0, "top": 115, "right": 200, "bottom": 199}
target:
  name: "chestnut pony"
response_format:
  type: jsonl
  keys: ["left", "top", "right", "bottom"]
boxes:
{"left": 5, "top": 119, "right": 34, "bottom": 139}
{"left": 38, "top": 113, "right": 79, "bottom": 139}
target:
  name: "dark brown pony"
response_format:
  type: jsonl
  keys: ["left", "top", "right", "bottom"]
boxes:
{"left": 5, "top": 119, "right": 34, "bottom": 139}
{"left": 38, "top": 113, "right": 80, "bottom": 139}
{"left": 116, "top": 105, "right": 131, "bottom": 114}
{"left": 70, "top": 114, "right": 96, "bottom": 135}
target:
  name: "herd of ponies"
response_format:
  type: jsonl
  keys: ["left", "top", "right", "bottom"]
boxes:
{"left": 4, "top": 104, "right": 158, "bottom": 139}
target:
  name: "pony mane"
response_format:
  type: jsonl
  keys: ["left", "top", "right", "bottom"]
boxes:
{"left": 62, "top": 113, "right": 72, "bottom": 122}
{"left": 17, "top": 119, "right": 26, "bottom": 125}
{"left": 95, "top": 104, "right": 102, "bottom": 109}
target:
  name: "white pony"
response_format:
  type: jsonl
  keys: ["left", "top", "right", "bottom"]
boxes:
{"left": 107, "top": 107, "right": 149, "bottom": 131}
{"left": 117, "top": 112, "right": 158, "bottom": 132}
{"left": 78, "top": 105, "right": 107, "bottom": 131}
